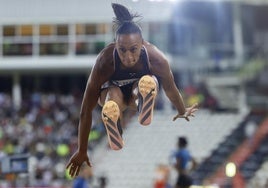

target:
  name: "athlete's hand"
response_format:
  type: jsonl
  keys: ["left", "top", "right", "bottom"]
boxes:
{"left": 66, "top": 150, "right": 91, "bottom": 178}
{"left": 173, "top": 103, "right": 198, "bottom": 122}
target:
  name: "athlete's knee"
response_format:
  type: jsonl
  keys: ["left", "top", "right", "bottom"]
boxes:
{"left": 104, "top": 87, "right": 127, "bottom": 111}
{"left": 98, "top": 87, "right": 122, "bottom": 107}
{"left": 151, "top": 75, "right": 159, "bottom": 90}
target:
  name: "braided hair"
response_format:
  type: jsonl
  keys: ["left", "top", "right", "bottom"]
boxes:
{"left": 111, "top": 3, "right": 142, "bottom": 37}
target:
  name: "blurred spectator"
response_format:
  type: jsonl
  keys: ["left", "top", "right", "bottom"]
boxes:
{"left": 244, "top": 121, "right": 257, "bottom": 148}
{"left": 183, "top": 83, "right": 220, "bottom": 112}
{"left": 153, "top": 164, "right": 171, "bottom": 188}
{"left": 97, "top": 175, "right": 108, "bottom": 188}
{"left": 264, "top": 178, "right": 268, "bottom": 188}
{"left": 172, "top": 136, "right": 197, "bottom": 188}
{"left": 197, "top": 82, "right": 219, "bottom": 112}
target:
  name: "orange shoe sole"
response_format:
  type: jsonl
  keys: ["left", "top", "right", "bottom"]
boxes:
{"left": 102, "top": 101, "right": 124, "bottom": 150}
{"left": 138, "top": 75, "right": 157, "bottom": 126}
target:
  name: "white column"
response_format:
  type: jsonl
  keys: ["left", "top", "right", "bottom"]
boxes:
{"left": 0, "top": 25, "right": 2, "bottom": 57}
{"left": 232, "top": 2, "right": 244, "bottom": 66}
{"left": 33, "top": 24, "right": 39, "bottom": 57}
{"left": 12, "top": 73, "right": 21, "bottom": 110}
{"left": 69, "top": 23, "right": 76, "bottom": 56}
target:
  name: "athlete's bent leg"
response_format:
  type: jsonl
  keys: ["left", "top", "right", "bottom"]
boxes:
{"left": 137, "top": 75, "right": 158, "bottom": 126}
{"left": 99, "top": 87, "right": 126, "bottom": 150}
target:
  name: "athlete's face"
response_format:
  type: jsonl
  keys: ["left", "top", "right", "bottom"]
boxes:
{"left": 115, "top": 33, "right": 143, "bottom": 68}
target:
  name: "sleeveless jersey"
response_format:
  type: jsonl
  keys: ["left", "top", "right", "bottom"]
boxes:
{"left": 105, "top": 46, "right": 151, "bottom": 88}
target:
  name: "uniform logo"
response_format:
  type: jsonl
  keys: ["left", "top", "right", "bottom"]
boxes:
{"left": 112, "top": 78, "right": 139, "bottom": 87}
{"left": 129, "top": 73, "right": 136, "bottom": 77}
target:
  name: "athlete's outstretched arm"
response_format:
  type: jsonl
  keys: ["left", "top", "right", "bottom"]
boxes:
{"left": 145, "top": 41, "right": 198, "bottom": 121}
{"left": 66, "top": 45, "right": 114, "bottom": 177}
{"left": 66, "top": 64, "right": 101, "bottom": 177}
{"left": 161, "top": 68, "right": 198, "bottom": 121}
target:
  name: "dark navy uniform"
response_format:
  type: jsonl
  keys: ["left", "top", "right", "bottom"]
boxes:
{"left": 102, "top": 46, "right": 152, "bottom": 103}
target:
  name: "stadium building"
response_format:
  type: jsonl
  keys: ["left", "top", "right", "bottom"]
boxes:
{"left": 0, "top": 0, "right": 268, "bottom": 187}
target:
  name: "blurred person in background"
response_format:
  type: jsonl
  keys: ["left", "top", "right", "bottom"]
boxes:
{"left": 173, "top": 136, "right": 197, "bottom": 188}
{"left": 66, "top": 3, "right": 198, "bottom": 178}
{"left": 97, "top": 175, "right": 108, "bottom": 188}
{"left": 154, "top": 164, "right": 172, "bottom": 188}
{"left": 244, "top": 120, "right": 257, "bottom": 148}
{"left": 264, "top": 179, "right": 268, "bottom": 188}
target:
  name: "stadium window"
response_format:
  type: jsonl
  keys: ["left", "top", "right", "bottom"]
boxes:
{"left": 20, "top": 25, "right": 33, "bottom": 36}
{"left": 75, "top": 42, "right": 89, "bottom": 55}
{"left": 94, "top": 41, "right": 105, "bottom": 53}
{"left": 85, "top": 24, "right": 97, "bottom": 35}
{"left": 39, "top": 43, "right": 68, "bottom": 55}
{"left": 56, "top": 24, "right": 68, "bottom": 35}
{"left": 76, "top": 24, "right": 85, "bottom": 35}
{"left": 3, "top": 25, "right": 16, "bottom": 36}
{"left": 39, "top": 24, "right": 54, "bottom": 35}
{"left": 3, "top": 43, "right": 32, "bottom": 56}
{"left": 98, "top": 23, "right": 108, "bottom": 34}
{"left": 75, "top": 41, "right": 106, "bottom": 55}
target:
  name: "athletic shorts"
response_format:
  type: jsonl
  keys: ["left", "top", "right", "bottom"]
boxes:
{"left": 101, "top": 81, "right": 135, "bottom": 104}
{"left": 176, "top": 174, "right": 193, "bottom": 187}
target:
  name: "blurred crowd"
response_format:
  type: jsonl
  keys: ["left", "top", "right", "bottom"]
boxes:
{"left": 0, "top": 91, "right": 106, "bottom": 187}
{"left": 0, "top": 82, "right": 219, "bottom": 187}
